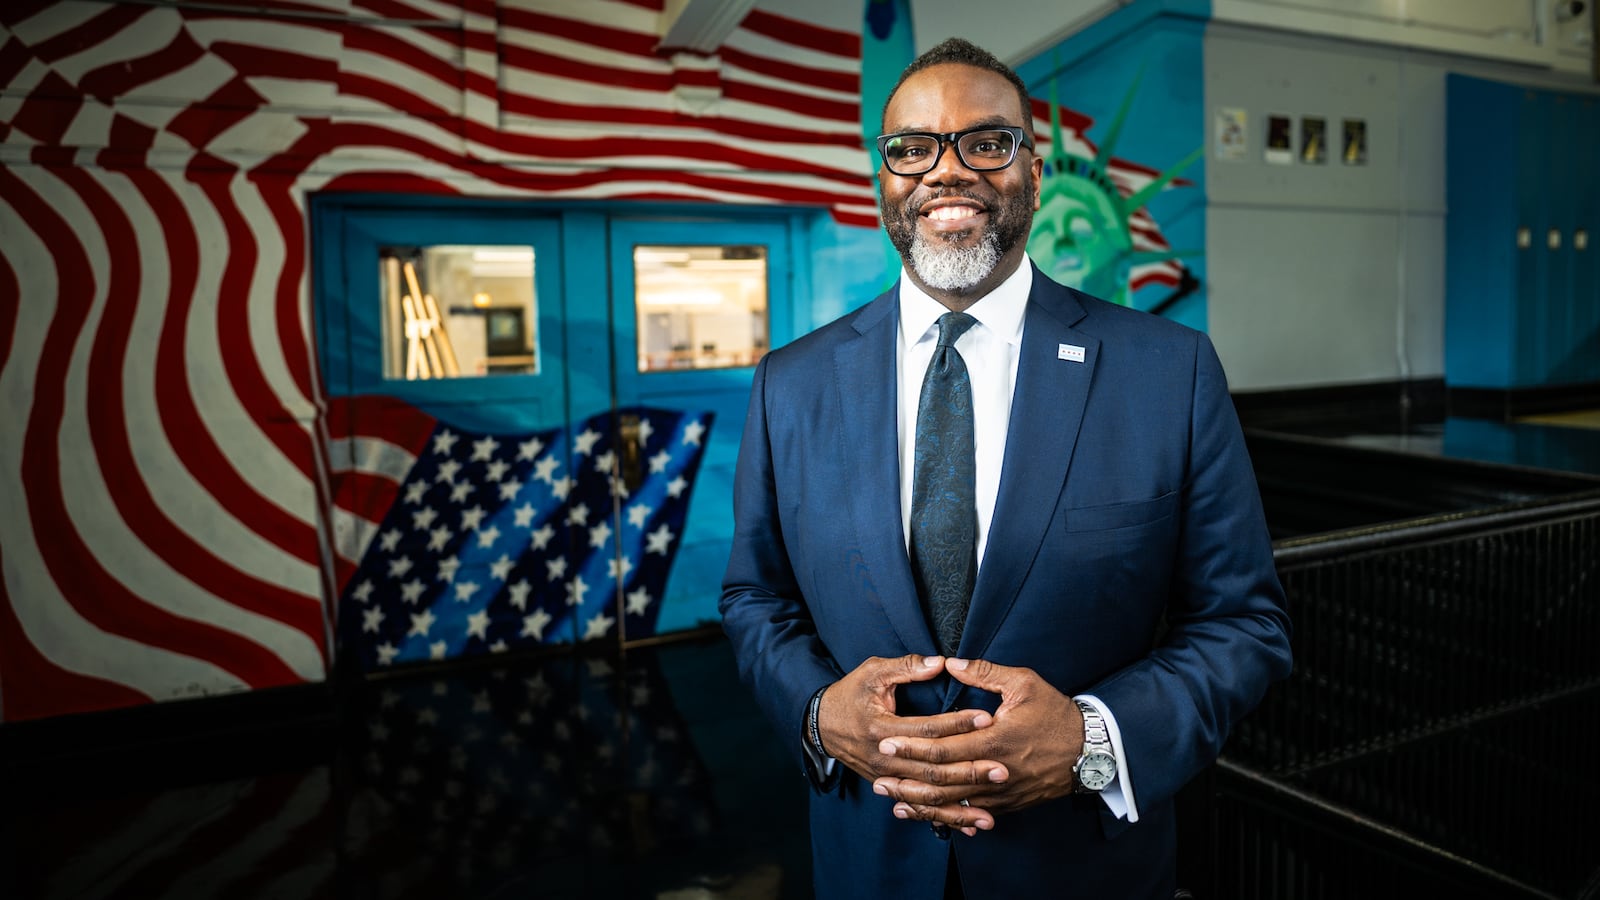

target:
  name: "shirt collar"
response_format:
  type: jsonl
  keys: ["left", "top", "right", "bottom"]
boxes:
{"left": 898, "top": 257, "right": 1033, "bottom": 347}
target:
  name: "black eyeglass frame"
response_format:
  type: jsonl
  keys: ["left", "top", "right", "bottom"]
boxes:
{"left": 874, "top": 125, "right": 1035, "bottom": 176}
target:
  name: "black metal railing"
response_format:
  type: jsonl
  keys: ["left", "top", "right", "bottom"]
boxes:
{"left": 1186, "top": 490, "right": 1600, "bottom": 900}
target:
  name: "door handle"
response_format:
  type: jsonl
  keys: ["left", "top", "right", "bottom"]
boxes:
{"left": 618, "top": 413, "right": 645, "bottom": 494}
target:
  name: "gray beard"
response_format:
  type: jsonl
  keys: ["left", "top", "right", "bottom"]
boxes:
{"left": 908, "top": 229, "right": 1002, "bottom": 292}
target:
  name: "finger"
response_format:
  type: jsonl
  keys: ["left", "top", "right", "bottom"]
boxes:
{"left": 943, "top": 657, "right": 1027, "bottom": 693}
{"left": 892, "top": 800, "right": 994, "bottom": 831}
{"left": 873, "top": 770, "right": 1006, "bottom": 805}
{"left": 867, "top": 654, "right": 946, "bottom": 689}
{"left": 881, "top": 708, "right": 993, "bottom": 744}
{"left": 878, "top": 730, "right": 1006, "bottom": 771}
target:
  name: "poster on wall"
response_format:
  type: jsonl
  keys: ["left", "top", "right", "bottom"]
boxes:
{"left": 1264, "top": 114, "right": 1293, "bottom": 165}
{"left": 1342, "top": 118, "right": 1368, "bottom": 165}
{"left": 1300, "top": 116, "right": 1326, "bottom": 164}
{"left": 1215, "top": 107, "right": 1247, "bottom": 161}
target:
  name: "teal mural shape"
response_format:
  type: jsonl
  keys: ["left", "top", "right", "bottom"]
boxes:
{"left": 1027, "top": 70, "right": 1203, "bottom": 311}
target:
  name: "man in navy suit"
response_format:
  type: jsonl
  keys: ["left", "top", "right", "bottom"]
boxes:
{"left": 720, "top": 38, "right": 1292, "bottom": 899}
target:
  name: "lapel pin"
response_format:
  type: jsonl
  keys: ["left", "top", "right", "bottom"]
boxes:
{"left": 1058, "top": 343, "right": 1086, "bottom": 363}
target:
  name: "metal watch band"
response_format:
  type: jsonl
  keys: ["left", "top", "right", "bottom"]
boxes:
{"left": 1076, "top": 699, "right": 1110, "bottom": 751}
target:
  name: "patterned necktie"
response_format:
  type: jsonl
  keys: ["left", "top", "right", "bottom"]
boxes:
{"left": 909, "top": 312, "right": 978, "bottom": 657}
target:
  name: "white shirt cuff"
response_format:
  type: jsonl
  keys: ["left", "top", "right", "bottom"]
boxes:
{"left": 1075, "top": 693, "right": 1139, "bottom": 823}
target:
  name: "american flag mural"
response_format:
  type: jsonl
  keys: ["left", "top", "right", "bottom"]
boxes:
{"left": 0, "top": 0, "right": 1197, "bottom": 723}
{"left": 329, "top": 399, "right": 711, "bottom": 671}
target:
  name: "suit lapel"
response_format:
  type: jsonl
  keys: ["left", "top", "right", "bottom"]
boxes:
{"left": 956, "top": 272, "right": 1098, "bottom": 663}
{"left": 834, "top": 289, "right": 938, "bottom": 656}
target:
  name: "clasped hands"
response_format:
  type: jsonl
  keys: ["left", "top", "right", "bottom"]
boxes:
{"left": 816, "top": 654, "right": 1084, "bottom": 838}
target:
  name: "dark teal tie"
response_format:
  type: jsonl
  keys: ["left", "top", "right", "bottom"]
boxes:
{"left": 910, "top": 312, "right": 978, "bottom": 657}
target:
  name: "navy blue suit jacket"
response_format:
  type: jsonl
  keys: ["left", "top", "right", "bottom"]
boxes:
{"left": 720, "top": 266, "right": 1292, "bottom": 899}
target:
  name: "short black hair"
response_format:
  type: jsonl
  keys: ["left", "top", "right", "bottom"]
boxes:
{"left": 881, "top": 37, "right": 1033, "bottom": 133}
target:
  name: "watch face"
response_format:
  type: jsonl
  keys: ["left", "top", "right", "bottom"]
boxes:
{"left": 1077, "top": 751, "right": 1117, "bottom": 791}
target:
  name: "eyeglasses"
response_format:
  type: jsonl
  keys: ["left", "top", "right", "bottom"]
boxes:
{"left": 875, "top": 126, "right": 1034, "bottom": 177}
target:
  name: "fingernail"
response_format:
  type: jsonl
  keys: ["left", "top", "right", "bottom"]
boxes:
{"left": 894, "top": 805, "right": 910, "bottom": 819}
{"left": 989, "top": 768, "right": 1007, "bottom": 782}
{"left": 879, "top": 740, "right": 898, "bottom": 756}
{"left": 873, "top": 782, "right": 888, "bottom": 796}
{"left": 977, "top": 818, "right": 993, "bottom": 830}
{"left": 947, "top": 658, "right": 968, "bottom": 670}
{"left": 923, "top": 656, "right": 940, "bottom": 668}
{"left": 972, "top": 712, "right": 992, "bottom": 728}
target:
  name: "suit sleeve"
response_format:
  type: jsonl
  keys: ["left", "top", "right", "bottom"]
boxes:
{"left": 719, "top": 354, "right": 844, "bottom": 775}
{"left": 1089, "top": 332, "right": 1293, "bottom": 810}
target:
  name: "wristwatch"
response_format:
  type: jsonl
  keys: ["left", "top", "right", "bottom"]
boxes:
{"left": 1072, "top": 700, "right": 1117, "bottom": 793}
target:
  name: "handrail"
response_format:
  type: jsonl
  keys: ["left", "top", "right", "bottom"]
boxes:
{"left": 1271, "top": 488, "right": 1600, "bottom": 566}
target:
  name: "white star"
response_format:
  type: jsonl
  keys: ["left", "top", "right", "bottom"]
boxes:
{"left": 533, "top": 455, "right": 559, "bottom": 483}
{"left": 589, "top": 520, "right": 612, "bottom": 549}
{"left": 530, "top": 523, "right": 555, "bottom": 550}
{"left": 436, "top": 459, "right": 462, "bottom": 483}
{"left": 401, "top": 578, "right": 425, "bottom": 604}
{"left": 438, "top": 555, "right": 461, "bottom": 582}
{"left": 387, "top": 556, "right": 413, "bottom": 578}
{"left": 565, "top": 576, "right": 588, "bottom": 607}
{"left": 552, "top": 476, "right": 573, "bottom": 501}
{"left": 522, "top": 607, "right": 553, "bottom": 641}
{"left": 490, "top": 554, "right": 514, "bottom": 581}
{"left": 362, "top": 606, "right": 386, "bottom": 633}
{"left": 471, "top": 436, "right": 499, "bottom": 461}
{"left": 594, "top": 450, "right": 616, "bottom": 475}
{"left": 573, "top": 428, "right": 601, "bottom": 456}
{"left": 461, "top": 506, "right": 486, "bottom": 532}
{"left": 646, "top": 524, "right": 674, "bottom": 556}
{"left": 498, "top": 477, "right": 523, "bottom": 501}
{"left": 454, "top": 581, "right": 479, "bottom": 603}
{"left": 518, "top": 437, "right": 544, "bottom": 461}
{"left": 378, "top": 528, "right": 401, "bottom": 552}
{"left": 648, "top": 450, "right": 671, "bottom": 474}
{"left": 681, "top": 419, "right": 705, "bottom": 446}
{"left": 450, "top": 481, "right": 472, "bottom": 503}
{"left": 411, "top": 506, "right": 438, "bottom": 531}
{"left": 490, "top": 639, "right": 508, "bottom": 653}
{"left": 476, "top": 525, "right": 501, "bottom": 549}
{"left": 428, "top": 526, "right": 452, "bottom": 552}
{"left": 508, "top": 580, "right": 532, "bottom": 610}
{"left": 467, "top": 610, "right": 491, "bottom": 641}
{"left": 353, "top": 579, "right": 375, "bottom": 603}
{"left": 625, "top": 587, "right": 652, "bottom": 616}
{"left": 377, "top": 643, "right": 399, "bottom": 665}
{"left": 485, "top": 459, "right": 510, "bottom": 482}
{"left": 430, "top": 640, "right": 448, "bottom": 660}
{"left": 404, "top": 480, "right": 428, "bottom": 504}
{"left": 513, "top": 503, "right": 536, "bottom": 528}
{"left": 432, "top": 430, "right": 459, "bottom": 455}
{"left": 626, "top": 503, "right": 652, "bottom": 528}
{"left": 610, "top": 477, "right": 629, "bottom": 498}
{"left": 409, "top": 609, "right": 436, "bottom": 637}
{"left": 583, "top": 611, "right": 614, "bottom": 640}
{"left": 636, "top": 418, "right": 654, "bottom": 445}
{"left": 608, "top": 555, "right": 633, "bottom": 581}
{"left": 546, "top": 557, "right": 567, "bottom": 581}
{"left": 666, "top": 476, "right": 687, "bottom": 498}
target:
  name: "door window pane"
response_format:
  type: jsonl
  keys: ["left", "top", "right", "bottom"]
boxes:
{"left": 379, "top": 245, "right": 538, "bottom": 379}
{"left": 634, "top": 245, "right": 768, "bottom": 372}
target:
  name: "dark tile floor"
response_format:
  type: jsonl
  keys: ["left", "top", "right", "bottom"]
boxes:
{"left": 2, "top": 637, "right": 812, "bottom": 900}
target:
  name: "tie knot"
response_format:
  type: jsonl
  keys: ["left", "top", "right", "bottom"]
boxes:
{"left": 936, "top": 312, "right": 977, "bottom": 349}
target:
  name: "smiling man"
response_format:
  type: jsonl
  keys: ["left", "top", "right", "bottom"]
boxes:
{"left": 720, "top": 38, "right": 1292, "bottom": 900}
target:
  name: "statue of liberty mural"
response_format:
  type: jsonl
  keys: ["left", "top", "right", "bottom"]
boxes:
{"left": 1027, "top": 72, "right": 1202, "bottom": 311}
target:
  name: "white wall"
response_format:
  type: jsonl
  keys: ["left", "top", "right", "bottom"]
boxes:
{"left": 1203, "top": 22, "right": 1597, "bottom": 391}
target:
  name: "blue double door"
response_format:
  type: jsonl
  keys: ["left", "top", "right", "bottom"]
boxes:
{"left": 314, "top": 197, "right": 800, "bottom": 661}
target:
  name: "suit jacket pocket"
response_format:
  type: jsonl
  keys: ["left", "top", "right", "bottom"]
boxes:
{"left": 1062, "top": 490, "right": 1179, "bottom": 533}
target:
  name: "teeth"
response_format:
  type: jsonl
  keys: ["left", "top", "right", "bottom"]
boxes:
{"left": 926, "top": 206, "right": 978, "bottom": 221}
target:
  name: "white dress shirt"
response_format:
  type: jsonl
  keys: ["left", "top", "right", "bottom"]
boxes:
{"left": 895, "top": 261, "right": 1139, "bottom": 822}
